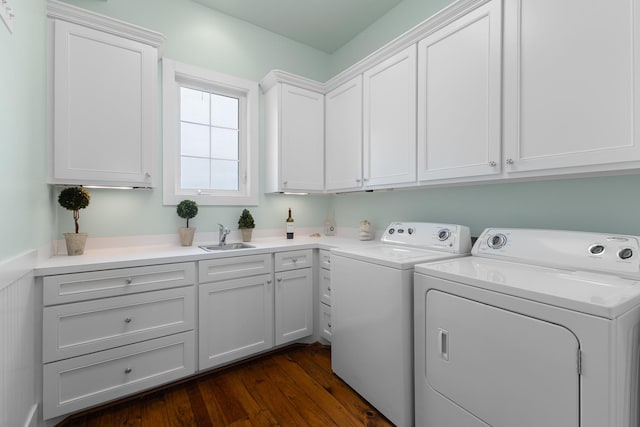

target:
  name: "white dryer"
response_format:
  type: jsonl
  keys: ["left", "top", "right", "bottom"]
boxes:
{"left": 331, "top": 222, "right": 471, "bottom": 427}
{"left": 414, "top": 228, "right": 640, "bottom": 427}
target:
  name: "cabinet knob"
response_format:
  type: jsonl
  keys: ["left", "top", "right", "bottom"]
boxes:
{"left": 125, "top": 277, "right": 133, "bottom": 285}
{"left": 327, "top": 286, "right": 331, "bottom": 292}
{"left": 489, "top": 161, "right": 497, "bottom": 167}
{"left": 277, "top": 278, "right": 283, "bottom": 283}
{"left": 283, "top": 181, "right": 288, "bottom": 186}
{"left": 124, "top": 317, "right": 132, "bottom": 324}
{"left": 506, "top": 158, "right": 514, "bottom": 165}
{"left": 363, "top": 178, "right": 369, "bottom": 182}
{"left": 267, "top": 279, "right": 272, "bottom": 284}
{"left": 328, "top": 323, "right": 332, "bottom": 328}
{"left": 292, "top": 257, "right": 298, "bottom": 263}
{"left": 355, "top": 178, "right": 361, "bottom": 183}
{"left": 124, "top": 368, "right": 132, "bottom": 374}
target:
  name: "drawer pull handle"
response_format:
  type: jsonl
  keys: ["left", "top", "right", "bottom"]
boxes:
{"left": 277, "top": 278, "right": 283, "bottom": 283}
{"left": 124, "top": 317, "right": 132, "bottom": 324}
{"left": 327, "top": 259, "right": 331, "bottom": 264}
{"left": 327, "top": 286, "right": 331, "bottom": 291}
{"left": 328, "top": 323, "right": 332, "bottom": 328}
{"left": 125, "top": 277, "right": 133, "bottom": 285}
{"left": 124, "top": 368, "right": 132, "bottom": 374}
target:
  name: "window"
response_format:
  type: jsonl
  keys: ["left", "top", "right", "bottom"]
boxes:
{"left": 162, "top": 59, "right": 258, "bottom": 205}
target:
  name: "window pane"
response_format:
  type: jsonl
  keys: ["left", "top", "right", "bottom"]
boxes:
{"left": 211, "top": 94, "right": 238, "bottom": 129}
{"left": 211, "top": 128, "right": 238, "bottom": 160}
{"left": 181, "top": 157, "right": 210, "bottom": 189}
{"left": 181, "top": 87, "right": 209, "bottom": 124}
{"left": 181, "top": 123, "right": 210, "bottom": 157}
{"left": 212, "top": 160, "right": 238, "bottom": 190}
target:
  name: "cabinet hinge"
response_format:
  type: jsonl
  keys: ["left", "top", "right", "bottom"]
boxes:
{"left": 577, "top": 348, "right": 582, "bottom": 375}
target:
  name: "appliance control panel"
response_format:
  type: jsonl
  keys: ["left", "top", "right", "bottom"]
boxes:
{"left": 381, "top": 222, "right": 472, "bottom": 253}
{"left": 474, "top": 228, "right": 640, "bottom": 276}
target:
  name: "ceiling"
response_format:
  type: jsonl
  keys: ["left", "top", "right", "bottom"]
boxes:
{"left": 191, "top": 0, "right": 403, "bottom": 53}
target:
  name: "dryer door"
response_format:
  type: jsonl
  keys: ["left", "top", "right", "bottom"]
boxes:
{"left": 425, "top": 290, "right": 579, "bottom": 427}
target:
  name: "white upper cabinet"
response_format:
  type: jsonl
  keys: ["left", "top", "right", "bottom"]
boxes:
{"left": 363, "top": 45, "right": 417, "bottom": 188}
{"left": 503, "top": 0, "right": 640, "bottom": 173}
{"left": 264, "top": 81, "right": 324, "bottom": 192}
{"left": 325, "top": 75, "right": 363, "bottom": 191}
{"left": 417, "top": 0, "right": 502, "bottom": 181}
{"left": 48, "top": 1, "right": 163, "bottom": 187}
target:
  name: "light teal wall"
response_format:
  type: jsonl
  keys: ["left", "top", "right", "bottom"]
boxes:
{"left": 329, "top": 0, "right": 455, "bottom": 75}
{"left": 0, "top": 0, "right": 52, "bottom": 262}
{"left": 331, "top": 175, "right": 640, "bottom": 237}
{"left": 54, "top": 0, "right": 333, "bottom": 239}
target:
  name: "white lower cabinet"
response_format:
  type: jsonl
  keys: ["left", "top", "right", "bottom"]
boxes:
{"left": 275, "top": 268, "right": 313, "bottom": 345}
{"left": 41, "top": 262, "right": 196, "bottom": 419}
{"left": 43, "top": 331, "right": 195, "bottom": 419}
{"left": 199, "top": 274, "right": 274, "bottom": 370}
{"left": 198, "top": 254, "right": 274, "bottom": 370}
{"left": 318, "top": 249, "right": 332, "bottom": 342}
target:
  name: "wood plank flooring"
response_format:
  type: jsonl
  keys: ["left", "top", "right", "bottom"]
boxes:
{"left": 57, "top": 343, "right": 394, "bottom": 427}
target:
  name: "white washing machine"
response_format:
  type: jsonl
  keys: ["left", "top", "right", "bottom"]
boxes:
{"left": 331, "top": 222, "right": 472, "bottom": 427}
{"left": 414, "top": 228, "right": 640, "bottom": 427}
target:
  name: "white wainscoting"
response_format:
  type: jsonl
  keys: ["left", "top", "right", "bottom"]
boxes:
{"left": 0, "top": 250, "right": 39, "bottom": 427}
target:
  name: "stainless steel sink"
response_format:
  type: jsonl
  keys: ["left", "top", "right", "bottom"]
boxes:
{"left": 199, "top": 243, "right": 255, "bottom": 252}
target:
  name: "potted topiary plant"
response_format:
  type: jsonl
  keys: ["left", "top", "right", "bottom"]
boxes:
{"left": 237, "top": 208, "right": 255, "bottom": 242}
{"left": 58, "top": 186, "right": 91, "bottom": 255}
{"left": 177, "top": 199, "right": 198, "bottom": 246}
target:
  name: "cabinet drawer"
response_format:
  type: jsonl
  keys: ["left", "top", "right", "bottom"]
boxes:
{"left": 275, "top": 249, "right": 313, "bottom": 272}
{"left": 43, "top": 262, "right": 196, "bottom": 305}
{"left": 320, "top": 303, "right": 332, "bottom": 342}
{"left": 43, "top": 331, "right": 195, "bottom": 419}
{"left": 320, "top": 268, "right": 331, "bottom": 306}
{"left": 199, "top": 254, "right": 273, "bottom": 283}
{"left": 319, "top": 249, "right": 331, "bottom": 269}
{"left": 43, "top": 287, "right": 195, "bottom": 363}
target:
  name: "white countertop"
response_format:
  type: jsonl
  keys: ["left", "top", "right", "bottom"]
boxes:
{"left": 34, "top": 235, "right": 377, "bottom": 276}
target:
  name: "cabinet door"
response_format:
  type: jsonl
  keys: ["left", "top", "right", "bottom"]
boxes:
{"left": 275, "top": 268, "right": 313, "bottom": 345}
{"left": 417, "top": 1, "right": 502, "bottom": 181}
{"left": 52, "top": 20, "right": 157, "bottom": 187}
{"left": 363, "top": 46, "right": 417, "bottom": 187}
{"left": 280, "top": 84, "right": 324, "bottom": 191}
{"left": 199, "top": 274, "right": 274, "bottom": 370}
{"left": 326, "top": 76, "right": 363, "bottom": 191}
{"left": 503, "top": 0, "right": 640, "bottom": 173}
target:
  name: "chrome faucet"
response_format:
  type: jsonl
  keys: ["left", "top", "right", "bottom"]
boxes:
{"left": 218, "top": 223, "right": 230, "bottom": 245}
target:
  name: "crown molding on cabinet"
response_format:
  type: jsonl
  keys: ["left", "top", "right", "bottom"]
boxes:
{"left": 259, "top": 69, "right": 326, "bottom": 93}
{"left": 260, "top": 0, "right": 491, "bottom": 94}
{"left": 46, "top": 0, "right": 166, "bottom": 54}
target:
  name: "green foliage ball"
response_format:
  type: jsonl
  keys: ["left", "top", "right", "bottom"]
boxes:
{"left": 58, "top": 187, "right": 91, "bottom": 211}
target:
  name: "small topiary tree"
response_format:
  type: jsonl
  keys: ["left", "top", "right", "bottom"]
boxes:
{"left": 58, "top": 187, "right": 91, "bottom": 233}
{"left": 177, "top": 200, "right": 198, "bottom": 228}
{"left": 238, "top": 209, "right": 255, "bottom": 229}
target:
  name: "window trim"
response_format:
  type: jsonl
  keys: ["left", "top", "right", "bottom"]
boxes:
{"left": 162, "top": 58, "right": 259, "bottom": 206}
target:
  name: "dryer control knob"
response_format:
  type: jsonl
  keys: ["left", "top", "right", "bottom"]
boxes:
{"left": 589, "top": 244, "right": 605, "bottom": 255}
{"left": 487, "top": 233, "right": 507, "bottom": 249}
{"left": 437, "top": 229, "right": 451, "bottom": 241}
{"left": 619, "top": 248, "right": 634, "bottom": 260}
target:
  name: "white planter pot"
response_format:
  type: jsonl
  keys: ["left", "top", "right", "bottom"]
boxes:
{"left": 179, "top": 227, "right": 196, "bottom": 246}
{"left": 64, "top": 232, "right": 88, "bottom": 256}
{"left": 240, "top": 228, "right": 253, "bottom": 242}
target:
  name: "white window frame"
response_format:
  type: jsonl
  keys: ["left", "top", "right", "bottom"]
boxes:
{"left": 162, "top": 58, "right": 259, "bottom": 206}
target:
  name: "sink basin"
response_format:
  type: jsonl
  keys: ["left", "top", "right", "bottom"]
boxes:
{"left": 199, "top": 243, "right": 255, "bottom": 252}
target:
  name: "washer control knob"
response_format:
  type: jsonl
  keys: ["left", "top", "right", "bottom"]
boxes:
{"left": 437, "top": 229, "right": 451, "bottom": 241}
{"left": 487, "top": 233, "right": 507, "bottom": 249}
{"left": 589, "top": 244, "right": 605, "bottom": 255}
{"left": 408, "top": 228, "right": 415, "bottom": 235}
{"left": 619, "top": 248, "right": 634, "bottom": 260}
{"left": 388, "top": 228, "right": 395, "bottom": 235}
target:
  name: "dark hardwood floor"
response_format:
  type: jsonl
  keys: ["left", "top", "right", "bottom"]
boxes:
{"left": 57, "top": 343, "right": 394, "bottom": 427}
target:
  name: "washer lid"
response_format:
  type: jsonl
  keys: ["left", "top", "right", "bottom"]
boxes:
{"left": 332, "top": 245, "right": 466, "bottom": 269}
{"left": 415, "top": 257, "right": 640, "bottom": 319}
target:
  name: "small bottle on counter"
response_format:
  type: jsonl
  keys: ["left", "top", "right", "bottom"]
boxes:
{"left": 286, "top": 208, "right": 294, "bottom": 239}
